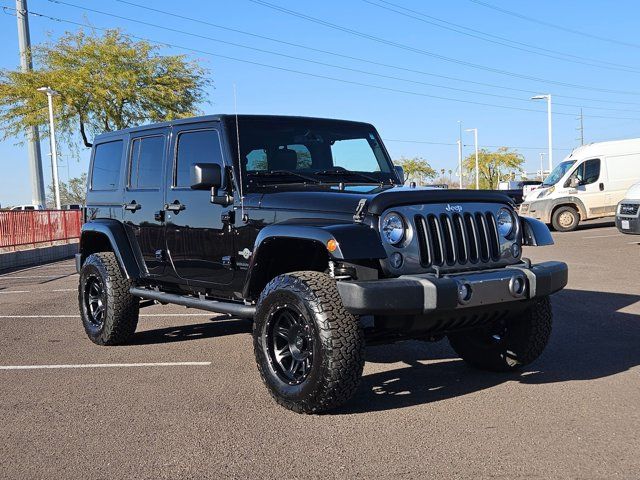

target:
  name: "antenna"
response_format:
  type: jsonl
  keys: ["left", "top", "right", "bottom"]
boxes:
{"left": 233, "top": 84, "right": 246, "bottom": 222}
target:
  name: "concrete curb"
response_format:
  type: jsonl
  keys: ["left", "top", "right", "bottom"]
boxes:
{"left": 0, "top": 242, "right": 79, "bottom": 271}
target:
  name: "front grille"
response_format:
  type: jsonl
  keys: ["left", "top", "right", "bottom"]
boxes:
{"left": 414, "top": 211, "right": 501, "bottom": 267}
{"left": 620, "top": 203, "right": 639, "bottom": 216}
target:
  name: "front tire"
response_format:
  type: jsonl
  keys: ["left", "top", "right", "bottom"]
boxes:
{"left": 551, "top": 205, "right": 579, "bottom": 232}
{"left": 253, "top": 271, "right": 365, "bottom": 413}
{"left": 78, "top": 252, "right": 139, "bottom": 345}
{"left": 448, "top": 297, "right": 552, "bottom": 372}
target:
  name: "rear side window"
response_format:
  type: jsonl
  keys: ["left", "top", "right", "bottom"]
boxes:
{"left": 174, "top": 130, "right": 224, "bottom": 187}
{"left": 129, "top": 136, "right": 164, "bottom": 189}
{"left": 91, "top": 140, "right": 123, "bottom": 190}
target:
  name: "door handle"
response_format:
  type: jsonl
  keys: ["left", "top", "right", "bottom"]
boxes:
{"left": 599, "top": 182, "right": 604, "bottom": 191}
{"left": 124, "top": 201, "right": 142, "bottom": 211}
{"left": 165, "top": 201, "right": 186, "bottom": 212}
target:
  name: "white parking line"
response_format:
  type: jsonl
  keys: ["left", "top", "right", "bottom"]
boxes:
{"left": 0, "top": 275, "right": 69, "bottom": 279}
{"left": 583, "top": 233, "right": 624, "bottom": 239}
{"left": 0, "top": 288, "right": 76, "bottom": 294}
{"left": 0, "top": 362, "right": 211, "bottom": 370}
{"left": 0, "top": 290, "right": 31, "bottom": 294}
{"left": 0, "top": 313, "right": 222, "bottom": 318}
{"left": 52, "top": 288, "right": 76, "bottom": 292}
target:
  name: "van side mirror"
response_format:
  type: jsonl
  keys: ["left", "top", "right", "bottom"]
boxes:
{"left": 190, "top": 163, "right": 222, "bottom": 190}
{"left": 394, "top": 165, "right": 405, "bottom": 185}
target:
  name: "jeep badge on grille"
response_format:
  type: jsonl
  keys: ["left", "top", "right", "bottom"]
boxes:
{"left": 445, "top": 204, "right": 463, "bottom": 213}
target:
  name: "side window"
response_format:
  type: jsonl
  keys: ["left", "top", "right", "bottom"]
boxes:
{"left": 286, "top": 144, "right": 312, "bottom": 169}
{"left": 246, "top": 149, "right": 268, "bottom": 171}
{"left": 91, "top": 140, "right": 123, "bottom": 190}
{"left": 568, "top": 158, "right": 600, "bottom": 186}
{"left": 128, "top": 136, "right": 164, "bottom": 189}
{"left": 174, "top": 130, "right": 224, "bottom": 188}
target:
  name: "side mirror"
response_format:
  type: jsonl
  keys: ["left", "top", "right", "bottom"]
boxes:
{"left": 394, "top": 165, "right": 405, "bottom": 185}
{"left": 190, "top": 163, "right": 222, "bottom": 190}
{"left": 569, "top": 177, "right": 580, "bottom": 188}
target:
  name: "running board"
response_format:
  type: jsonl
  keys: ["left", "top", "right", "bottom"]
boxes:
{"left": 129, "top": 287, "right": 255, "bottom": 319}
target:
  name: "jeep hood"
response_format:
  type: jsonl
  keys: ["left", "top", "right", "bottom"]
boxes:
{"left": 257, "top": 186, "right": 513, "bottom": 215}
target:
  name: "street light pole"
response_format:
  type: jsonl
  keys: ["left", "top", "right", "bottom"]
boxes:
{"left": 457, "top": 120, "right": 463, "bottom": 189}
{"left": 38, "top": 86, "right": 61, "bottom": 209}
{"left": 465, "top": 128, "right": 479, "bottom": 189}
{"left": 531, "top": 94, "right": 553, "bottom": 172}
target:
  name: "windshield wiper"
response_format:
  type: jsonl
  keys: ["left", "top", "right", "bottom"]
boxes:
{"left": 316, "top": 168, "right": 383, "bottom": 184}
{"left": 249, "top": 170, "right": 321, "bottom": 184}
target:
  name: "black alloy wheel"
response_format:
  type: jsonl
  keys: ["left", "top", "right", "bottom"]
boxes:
{"left": 265, "top": 306, "right": 315, "bottom": 385}
{"left": 84, "top": 274, "right": 106, "bottom": 329}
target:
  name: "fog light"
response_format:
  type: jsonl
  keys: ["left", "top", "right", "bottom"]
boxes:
{"left": 509, "top": 276, "right": 526, "bottom": 297}
{"left": 457, "top": 282, "right": 472, "bottom": 304}
{"left": 389, "top": 252, "right": 403, "bottom": 269}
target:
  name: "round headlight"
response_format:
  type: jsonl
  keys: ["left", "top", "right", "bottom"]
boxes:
{"left": 496, "top": 208, "right": 515, "bottom": 238}
{"left": 381, "top": 212, "right": 405, "bottom": 245}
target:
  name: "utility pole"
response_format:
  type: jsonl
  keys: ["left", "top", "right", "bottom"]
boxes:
{"left": 16, "top": 0, "right": 46, "bottom": 207}
{"left": 577, "top": 108, "right": 584, "bottom": 146}
{"left": 457, "top": 120, "right": 463, "bottom": 189}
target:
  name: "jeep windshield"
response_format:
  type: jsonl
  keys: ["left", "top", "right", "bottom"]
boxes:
{"left": 542, "top": 160, "right": 576, "bottom": 187}
{"left": 225, "top": 116, "right": 397, "bottom": 189}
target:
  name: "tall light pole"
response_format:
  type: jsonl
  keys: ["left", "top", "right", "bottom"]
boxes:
{"left": 457, "top": 120, "right": 463, "bottom": 189}
{"left": 539, "top": 152, "right": 546, "bottom": 178}
{"left": 465, "top": 128, "right": 479, "bottom": 189}
{"left": 16, "top": 0, "right": 46, "bottom": 207}
{"left": 531, "top": 94, "right": 553, "bottom": 172}
{"left": 38, "top": 87, "right": 61, "bottom": 209}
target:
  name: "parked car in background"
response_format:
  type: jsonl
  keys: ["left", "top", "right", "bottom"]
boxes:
{"left": 520, "top": 138, "right": 640, "bottom": 231}
{"left": 9, "top": 204, "right": 45, "bottom": 211}
{"left": 497, "top": 180, "right": 543, "bottom": 207}
{"left": 615, "top": 181, "right": 640, "bottom": 234}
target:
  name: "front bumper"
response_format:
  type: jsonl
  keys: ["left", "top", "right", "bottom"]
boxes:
{"left": 519, "top": 200, "right": 552, "bottom": 224}
{"left": 615, "top": 215, "right": 640, "bottom": 234}
{"left": 336, "top": 261, "right": 568, "bottom": 316}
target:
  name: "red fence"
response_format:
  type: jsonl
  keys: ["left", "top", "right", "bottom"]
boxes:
{"left": 0, "top": 210, "right": 83, "bottom": 250}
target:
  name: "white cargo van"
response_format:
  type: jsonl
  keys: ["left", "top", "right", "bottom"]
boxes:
{"left": 520, "top": 138, "right": 640, "bottom": 231}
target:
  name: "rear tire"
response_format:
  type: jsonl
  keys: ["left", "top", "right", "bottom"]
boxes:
{"left": 551, "top": 205, "right": 579, "bottom": 232}
{"left": 448, "top": 297, "right": 552, "bottom": 372}
{"left": 253, "top": 271, "right": 365, "bottom": 414}
{"left": 78, "top": 252, "right": 139, "bottom": 345}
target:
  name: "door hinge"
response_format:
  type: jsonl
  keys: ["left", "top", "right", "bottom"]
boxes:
{"left": 221, "top": 210, "right": 235, "bottom": 225}
{"left": 154, "top": 210, "right": 165, "bottom": 222}
{"left": 155, "top": 249, "right": 166, "bottom": 262}
{"left": 222, "top": 255, "right": 236, "bottom": 269}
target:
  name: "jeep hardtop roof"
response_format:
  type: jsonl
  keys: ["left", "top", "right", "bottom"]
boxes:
{"left": 93, "top": 114, "right": 376, "bottom": 143}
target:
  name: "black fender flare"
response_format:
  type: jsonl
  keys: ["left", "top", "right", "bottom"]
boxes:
{"left": 79, "top": 220, "right": 143, "bottom": 279}
{"left": 520, "top": 217, "right": 554, "bottom": 246}
{"left": 243, "top": 221, "right": 387, "bottom": 299}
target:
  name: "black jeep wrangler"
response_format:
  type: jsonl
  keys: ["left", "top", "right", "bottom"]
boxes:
{"left": 77, "top": 114, "right": 567, "bottom": 413}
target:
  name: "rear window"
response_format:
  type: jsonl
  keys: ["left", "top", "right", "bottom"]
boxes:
{"left": 128, "top": 136, "right": 164, "bottom": 189}
{"left": 91, "top": 140, "right": 123, "bottom": 190}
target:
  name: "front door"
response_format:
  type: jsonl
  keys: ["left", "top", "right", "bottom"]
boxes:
{"left": 566, "top": 158, "right": 606, "bottom": 217}
{"left": 122, "top": 128, "right": 168, "bottom": 277}
{"left": 164, "top": 122, "right": 235, "bottom": 286}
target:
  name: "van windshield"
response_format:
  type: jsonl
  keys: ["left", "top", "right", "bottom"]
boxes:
{"left": 542, "top": 160, "right": 576, "bottom": 187}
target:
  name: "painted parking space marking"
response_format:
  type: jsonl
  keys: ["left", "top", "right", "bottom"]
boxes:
{"left": 0, "top": 290, "right": 31, "bottom": 294}
{"left": 583, "top": 233, "right": 625, "bottom": 239}
{"left": 0, "top": 313, "right": 222, "bottom": 319}
{"left": 0, "top": 362, "right": 211, "bottom": 370}
{"left": 0, "top": 275, "right": 70, "bottom": 279}
{"left": 0, "top": 288, "right": 76, "bottom": 294}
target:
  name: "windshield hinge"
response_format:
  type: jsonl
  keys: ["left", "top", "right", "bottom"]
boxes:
{"left": 353, "top": 198, "right": 368, "bottom": 223}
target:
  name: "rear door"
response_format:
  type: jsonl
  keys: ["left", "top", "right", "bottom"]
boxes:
{"left": 164, "top": 121, "right": 235, "bottom": 287}
{"left": 122, "top": 128, "right": 168, "bottom": 276}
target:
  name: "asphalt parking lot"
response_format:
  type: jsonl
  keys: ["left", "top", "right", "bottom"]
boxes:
{"left": 1, "top": 219, "right": 638, "bottom": 479}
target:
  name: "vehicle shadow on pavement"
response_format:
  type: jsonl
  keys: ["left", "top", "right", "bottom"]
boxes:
{"left": 574, "top": 220, "right": 615, "bottom": 231}
{"left": 337, "top": 289, "right": 640, "bottom": 414}
{"left": 130, "top": 318, "right": 252, "bottom": 345}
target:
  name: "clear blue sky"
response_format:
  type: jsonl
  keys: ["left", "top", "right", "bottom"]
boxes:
{"left": 2, "top": 0, "right": 640, "bottom": 206}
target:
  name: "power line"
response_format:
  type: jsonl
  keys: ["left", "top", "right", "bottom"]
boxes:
{"left": 8, "top": 5, "right": 640, "bottom": 123}
{"left": 384, "top": 139, "right": 573, "bottom": 151}
{"left": 364, "top": 0, "right": 640, "bottom": 74}
{"left": 468, "top": 0, "right": 640, "bottom": 50}
{"left": 247, "top": 0, "right": 640, "bottom": 96}
{"left": 41, "top": 0, "right": 640, "bottom": 115}
{"left": 110, "top": 0, "right": 640, "bottom": 108}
